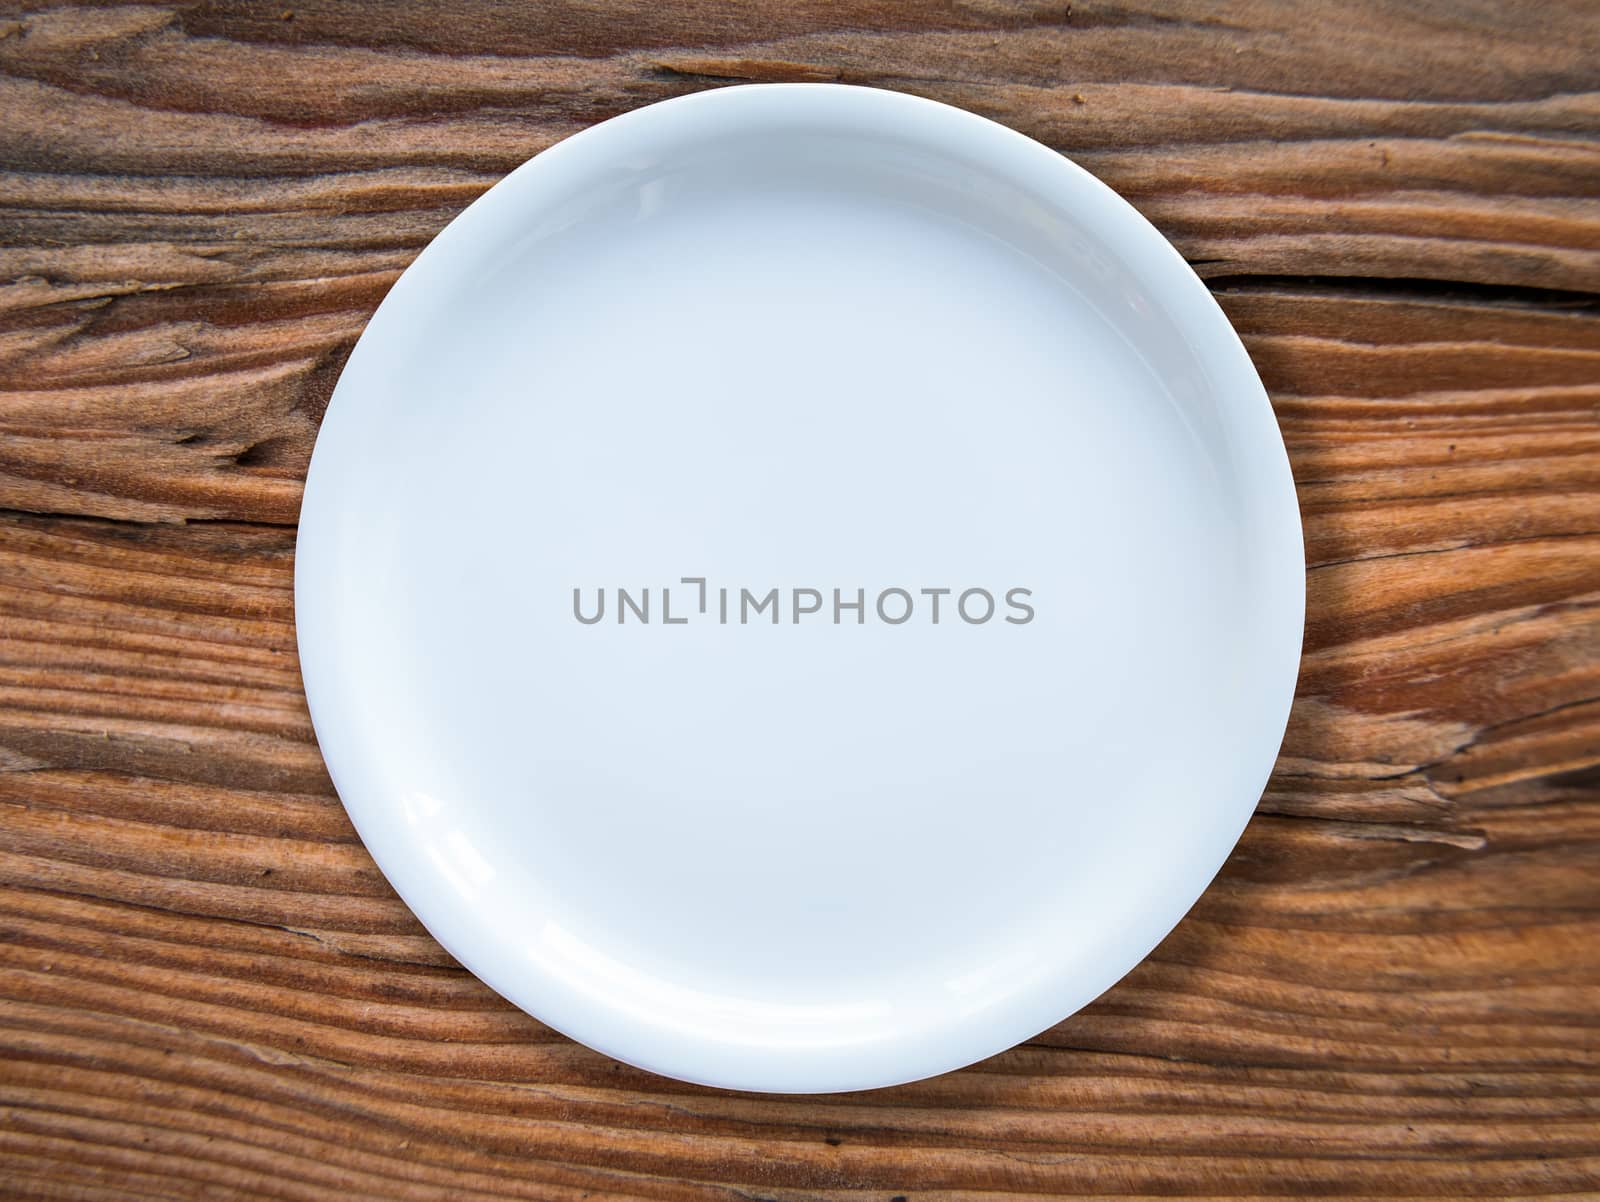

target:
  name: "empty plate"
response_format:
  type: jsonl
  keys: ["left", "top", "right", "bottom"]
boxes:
{"left": 295, "top": 84, "right": 1304, "bottom": 1093}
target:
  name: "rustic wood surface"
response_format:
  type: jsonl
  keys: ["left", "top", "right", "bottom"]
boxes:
{"left": 2, "top": 0, "right": 1599, "bottom": 1198}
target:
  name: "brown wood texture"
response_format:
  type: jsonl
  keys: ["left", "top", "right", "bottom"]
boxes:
{"left": 2, "top": 0, "right": 1599, "bottom": 1197}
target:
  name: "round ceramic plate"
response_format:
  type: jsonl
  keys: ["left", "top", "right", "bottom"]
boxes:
{"left": 296, "top": 84, "right": 1303, "bottom": 1093}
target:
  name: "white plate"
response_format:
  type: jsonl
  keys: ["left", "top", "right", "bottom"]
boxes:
{"left": 296, "top": 84, "right": 1303, "bottom": 1093}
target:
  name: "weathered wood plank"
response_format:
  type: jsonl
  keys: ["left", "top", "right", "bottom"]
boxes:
{"left": 2, "top": 512, "right": 1596, "bottom": 811}
{"left": 4, "top": 287, "right": 1598, "bottom": 526}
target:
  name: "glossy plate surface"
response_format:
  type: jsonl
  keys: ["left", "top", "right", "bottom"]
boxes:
{"left": 295, "top": 84, "right": 1304, "bottom": 1093}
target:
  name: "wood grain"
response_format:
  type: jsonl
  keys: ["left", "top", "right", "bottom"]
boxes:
{"left": 1, "top": 0, "right": 1598, "bottom": 1197}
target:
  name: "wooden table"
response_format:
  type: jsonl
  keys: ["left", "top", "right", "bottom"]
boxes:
{"left": 2, "top": 2, "right": 1598, "bottom": 1197}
